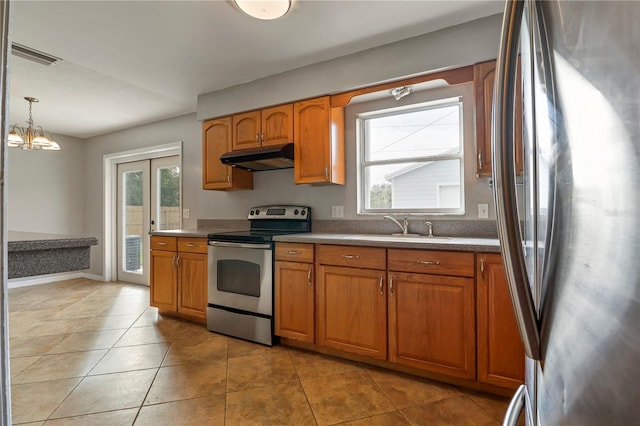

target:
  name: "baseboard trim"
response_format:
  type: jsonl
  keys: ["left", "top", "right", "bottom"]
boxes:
{"left": 8, "top": 272, "right": 104, "bottom": 289}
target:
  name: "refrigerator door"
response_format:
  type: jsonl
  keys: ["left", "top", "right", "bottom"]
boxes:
{"left": 497, "top": 0, "right": 640, "bottom": 425}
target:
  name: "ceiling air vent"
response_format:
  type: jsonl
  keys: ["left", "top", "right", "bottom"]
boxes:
{"left": 11, "top": 42, "right": 61, "bottom": 66}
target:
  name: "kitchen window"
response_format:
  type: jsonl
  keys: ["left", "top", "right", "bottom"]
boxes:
{"left": 357, "top": 96, "right": 464, "bottom": 214}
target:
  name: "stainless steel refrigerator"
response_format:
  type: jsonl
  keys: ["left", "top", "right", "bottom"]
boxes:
{"left": 492, "top": 1, "right": 639, "bottom": 425}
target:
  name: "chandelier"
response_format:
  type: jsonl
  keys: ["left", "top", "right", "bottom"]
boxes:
{"left": 8, "top": 97, "right": 61, "bottom": 151}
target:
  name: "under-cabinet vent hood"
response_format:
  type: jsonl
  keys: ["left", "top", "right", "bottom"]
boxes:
{"left": 220, "top": 143, "right": 294, "bottom": 171}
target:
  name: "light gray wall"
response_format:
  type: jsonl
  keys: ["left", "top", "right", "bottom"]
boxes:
{"left": 7, "top": 134, "right": 85, "bottom": 235}
{"left": 198, "top": 14, "right": 502, "bottom": 120}
{"left": 84, "top": 13, "right": 502, "bottom": 278}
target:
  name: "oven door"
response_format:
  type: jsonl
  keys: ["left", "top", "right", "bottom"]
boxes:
{"left": 208, "top": 241, "right": 273, "bottom": 316}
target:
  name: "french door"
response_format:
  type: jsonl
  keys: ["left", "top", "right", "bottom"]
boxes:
{"left": 117, "top": 156, "right": 181, "bottom": 284}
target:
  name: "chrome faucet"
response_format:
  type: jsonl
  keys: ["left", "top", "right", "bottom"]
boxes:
{"left": 384, "top": 215, "right": 408, "bottom": 234}
{"left": 425, "top": 221, "right": 434, "bottom": 238}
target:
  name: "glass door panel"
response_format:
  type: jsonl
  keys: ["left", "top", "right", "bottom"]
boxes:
{"left": 151, "top": 156, "right": 181, "bottom": 231}
{"left": 116, "top": 155, "right": 181, "bottom": 285}
{"left": 117, "top": 160, "right": 150, "bottom": 285}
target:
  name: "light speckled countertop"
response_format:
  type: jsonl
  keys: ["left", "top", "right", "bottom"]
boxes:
{"left": 149, "top": 228, "right": 242, "bottom": 238}
{"left": 149, "top": 229, "right": 501, "bottom": 253}
{"left": 274, "top": 233, "right": 501, "bottom": 253}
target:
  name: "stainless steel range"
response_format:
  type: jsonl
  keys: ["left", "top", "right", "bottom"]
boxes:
{"left": 207, "top": 205, "right": 311, "bottom": 346}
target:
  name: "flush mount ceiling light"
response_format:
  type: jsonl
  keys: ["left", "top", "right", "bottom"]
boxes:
{"left": 390, "top": 86, "right": 412, "bottom": 101}
{"left": 8, "top": 97, "right": 61, "bottom": 151}
{"left": 234, "top": 0, "right": 292, "bottom": 20}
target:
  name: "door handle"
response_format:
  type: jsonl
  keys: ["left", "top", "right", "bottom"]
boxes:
{"left": 494, "top": 0, "right": 540, "bottom": 360}
{"left": 341, "top": 255, "right": 360, "bottom": 260}
{"left": 503, "top": 385, "right": 527, "bottom": 426}
{"left": 416, "top": 260, "right": 440, "bottom": 265}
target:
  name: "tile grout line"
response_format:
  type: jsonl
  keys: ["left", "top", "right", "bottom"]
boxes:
{"left": 42, "top": 289, "right": 152, "bottom": 424}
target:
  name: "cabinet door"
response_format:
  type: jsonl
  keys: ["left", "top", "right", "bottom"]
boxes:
{"left": 150, "top": 249, "right": 177, "bottom": 311}
{"left": 388, "top": 272, "right": 476, "bottom": 379}
{"left": 177, "top": 252, "right": 208, "bottom": 320}
{"left": 232, "top": 110, "right": 261, "bottom": 150}
{"left": 275, "top": 261, "right": 314, "bottom": 343}
{"left": 262, "top": 104, "right": 293, "bottom": 147}
{"left": 477, "top": 253, "right": 525, "bottom": 389}
{"left": 473, "top": 60, "right": 523, "bottom": 177}
{"left": 317, "top": 265, "right": 387, "bottom": 360}
{"left": 202, "top": 118, "right": 253, "bottom": 190}
{"left": 294, "top": 97, "right": 345, "bottom": 185}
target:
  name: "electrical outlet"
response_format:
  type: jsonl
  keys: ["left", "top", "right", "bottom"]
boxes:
{"left": 182, "top": 208, "right": 190, "bottom": 219}
{"left": 478, "top": 203, "right": 489, "bottom": 219}
{"left": 331, "top": 205, "right": 344, "bottom": 218}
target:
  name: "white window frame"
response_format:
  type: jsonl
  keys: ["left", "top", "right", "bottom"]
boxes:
{"left": 357, "top": 97, "right": 465, "bottom": 215}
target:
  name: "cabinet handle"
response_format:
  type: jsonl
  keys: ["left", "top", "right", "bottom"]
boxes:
{"left": 324, "top": 164, "right": 329, "bottom": 179}
{"left": 341, "top": 255, "right": 360, "bottom": 260}
{"left": 389, "top": 276, "right": 395, "bottom": 297}
{"left": 307, "top": 266, "right": 312, "bottom": 286}
{"left": 480, "top": 258, "right": 485, "bottom": 279}
{"left": 176, "top": 255, "right": 181, "bottom": 268}
{"left": 185, "top": 243, "right": 198, "bottom": 248}
{"left": 157, "top": 242, "right": 168, "bottom": 246}
{"left": 261, "top": 131, "right": 265, "bottom": 145}
{"left": 227, "top": 173, "right": 231, "bottom": 183}
{"left": 255, "top": 132, "right": 260, "bottom": 143}
{"left": 416, "top": 260, "right": 440, "bottom": 265}
{"left": 478, "top": 149, "right": 483, "bottom": 170}
{"left": 379, "top": 275, "right": 384, "bottom": 295}
{"left": 286, "top": 250, "right": 302, "bottom": 255}
{"left": 171, "top": 254, "right": 177, "bottom": 268}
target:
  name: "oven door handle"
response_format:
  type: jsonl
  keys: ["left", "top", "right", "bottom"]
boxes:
{"left": 208, "top": 241, "right": 271, "bottom": 250}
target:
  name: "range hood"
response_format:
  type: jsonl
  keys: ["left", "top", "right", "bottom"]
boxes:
{"left": 220, "top": 143, "right": 294, "bottom": 171}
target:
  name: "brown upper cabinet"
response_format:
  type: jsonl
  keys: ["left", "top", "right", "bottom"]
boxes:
{"left": 474, "top": 59, "right": 523, "bottom": 177}
{"left": 232, "top": 104, "right": 294, "bottom": 150}
{"left": 294, "top": 96, "right": 345, "bottom": 185}
{"left": 202, "top": 117, "right": 253, "bottom": 190}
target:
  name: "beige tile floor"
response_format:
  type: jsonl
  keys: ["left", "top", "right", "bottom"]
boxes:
{"left": 8, "top": 278, "right": 511, "bottom": 425}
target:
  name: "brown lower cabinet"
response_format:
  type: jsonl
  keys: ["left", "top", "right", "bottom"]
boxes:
{"left": 388, "top": 272, "right": 476, "bottom": 380}
{"left": 150, "top": 236, "right": 208, "bottom": 321}
{"left": 316, "top": 264, "right": 387, "bottom": 360}
{"left": 476, "top": 253, "right": 525, "bottom": 389}
{"left": 274, "top": 243, "right": 524, "bottom": 393}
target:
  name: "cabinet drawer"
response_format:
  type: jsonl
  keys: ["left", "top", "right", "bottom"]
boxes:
{"left": 317, "top": 244, "right": 386, "bottom": 270}
{"left": 388, "top": 249, "right": 474, "bottom": 277}
{"left": 275, "top": 243, "right": 314, "bottom": 263}
{"left": 151, "top": 236, "right": 177, "bottom": 251}
{"left": 177, "top": 237, "right": 208, "bottom": 254}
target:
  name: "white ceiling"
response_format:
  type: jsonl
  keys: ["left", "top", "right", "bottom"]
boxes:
{"left": 8, "top": 0, "right": 503, "bottom": 139}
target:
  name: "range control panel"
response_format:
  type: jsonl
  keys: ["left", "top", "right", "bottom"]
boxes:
{"left": 248, "top": 205, "right": 310, "bottom": 220}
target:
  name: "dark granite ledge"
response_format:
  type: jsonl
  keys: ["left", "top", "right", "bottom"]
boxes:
{"left": 8, "top": 232, "right": 98, "bottom": 279}
{"left": 8, "top": 231, "right": 98, "bottom": 252}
